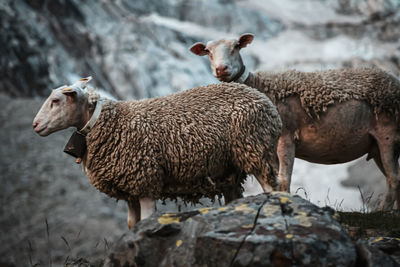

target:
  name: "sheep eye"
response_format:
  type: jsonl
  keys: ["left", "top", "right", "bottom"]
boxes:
{"left": 50, "top": 99, "right": 59, "bottom": 108}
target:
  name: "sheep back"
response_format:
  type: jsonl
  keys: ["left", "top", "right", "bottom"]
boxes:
{"left": 83, "top": 83, "right": 282, "bottom": 203}
{"left": 247, "top": 68, "right": 400, "bottom": 118}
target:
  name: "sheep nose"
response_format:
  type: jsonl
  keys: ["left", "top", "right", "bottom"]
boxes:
{"left": 33, "top": 121, "right": 38, "bottom": 129}
{"left": 216, "top": 65, "right": 228, "bottom": 76}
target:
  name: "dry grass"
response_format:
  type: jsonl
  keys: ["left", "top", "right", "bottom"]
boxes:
{"left": 337, "top": 211, "right": 400, "bottom": 239}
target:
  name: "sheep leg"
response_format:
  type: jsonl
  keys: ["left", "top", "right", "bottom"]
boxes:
{"left": 249, "top": 147, "right": 281, "bottom": 193}
{"left": 370, "top": 141, "right": 400, "bottom": 208}
{"left": 252, "top": 160, "right": 280, "bottom": 193}
{"left": 223, "top": 186, "right": 242, "bottom": 204}
{"left": 224, "top": 171, "right": 247, "bottom": 203}
{"left": 255, "top": 176, "right": 273, "bottom": 193}
{"left": 127, "top": 198, "right": 140, "bottom": 229}
{"left": 371, "top": 149, "right": 386, "bottom": 177}
{"left": 223, "top": 173, "right": 245, "bottom": 204}
{"left": 139, "top": 197, "right": 156, "bottom": 220}
{"left": 277, "top": 135, "right": 296, "bottom": 192}
{"left": 375, "top": 141, "right": 400, "bottom": 210}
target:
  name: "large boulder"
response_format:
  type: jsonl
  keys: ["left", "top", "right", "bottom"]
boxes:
{"left": 105, "top": 192, "right": 357, "bottom": 266}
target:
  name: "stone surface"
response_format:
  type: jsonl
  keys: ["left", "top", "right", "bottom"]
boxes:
{"left": 106, "top": 193, "right": 357, "bottom": 267}
{"left": 0, "top": 0, "right": 281, "bottom": 99}
{"left": 356, "top": 239, "right": 400, "bottom": 267}
{"left": 365, "top": 237, "right": 400, "bottom": 265}
{"left": 1, "top": 0, "right": 400, "bottom": 100}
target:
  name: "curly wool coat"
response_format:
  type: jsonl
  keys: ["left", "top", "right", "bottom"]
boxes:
{"left": 83, "top": 83, "right": 282, "bottom": 203}
{"left": 245, "top": 68, "right": 400, "bottom": 119}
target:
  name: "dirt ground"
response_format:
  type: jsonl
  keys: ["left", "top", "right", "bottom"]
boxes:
{"left": 0, "top": 93, "right": 127, "bottom": 265}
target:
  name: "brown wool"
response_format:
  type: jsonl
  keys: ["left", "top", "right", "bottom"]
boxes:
{"left": 82, "top": 83, "right": 282, "bottom": 203}
{"left": 246, "top": 68, "right": 400, "bottom": 119}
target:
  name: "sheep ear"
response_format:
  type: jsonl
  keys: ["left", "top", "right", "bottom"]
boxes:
{"left": 73, "top": 76, "right": 93, "bottom": 89}
{"left": 62, "top": 86, "right": 78, "bottom": 97}
{"left": 238, "top": 33, "right": 254, "bottom": 49}
{"left": 190, "top": 42, "right": 208, "bottom": 56}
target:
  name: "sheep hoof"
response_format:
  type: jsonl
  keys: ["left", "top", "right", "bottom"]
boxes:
{"left": 128, "top": 219, "right": 135, "bottom": 229}
{"left": 76, "top": 157, "right": 82, "bottom": 164}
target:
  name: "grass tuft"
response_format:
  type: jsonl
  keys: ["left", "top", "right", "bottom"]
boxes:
{"left": 337, "top": 210, "right": 400, "bottom": 239}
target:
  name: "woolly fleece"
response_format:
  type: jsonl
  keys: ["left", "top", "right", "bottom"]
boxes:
{"left": 83, "top": 83, "right": 282, "bottom": 203}
{"left": 245, "top": 68, "right": 400, "bottom": 118}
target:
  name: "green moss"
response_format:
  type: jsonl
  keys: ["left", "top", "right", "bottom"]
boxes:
{"left": 337, "top": 211, "right": 400, "bottom": 239}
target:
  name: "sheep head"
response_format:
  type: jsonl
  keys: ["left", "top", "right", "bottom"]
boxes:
{"left": 190, "top": 33, "right": 254, "bottom": 82}
{"left": 33, "top": 77, "right": 95, "bottom": 136}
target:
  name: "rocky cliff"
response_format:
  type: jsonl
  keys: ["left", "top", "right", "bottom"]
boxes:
{"left": 2, "top": 0, "right": 400, "bottom": 99}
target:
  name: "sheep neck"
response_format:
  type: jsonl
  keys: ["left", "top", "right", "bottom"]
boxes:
{"left": 232, "top": 65, "right": 248, "bottom": 83}
{"left": 79, "top": 100, "right": 103, "bottom": 136}
{"left": 243, "top": 72, "right": 273, "bottom": 99}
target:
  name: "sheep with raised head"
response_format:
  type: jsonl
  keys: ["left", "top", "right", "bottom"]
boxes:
{"left": 190, "top": 33, "right": 400, "bottom": 210}
{"left": 33, "top": 77, "right": 282, "bottom": 228}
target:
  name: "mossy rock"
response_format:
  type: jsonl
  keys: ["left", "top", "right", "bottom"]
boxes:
{"left": 106, "top": 193, "right": 357, "bottom": 266}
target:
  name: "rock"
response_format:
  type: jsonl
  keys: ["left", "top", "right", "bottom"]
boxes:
{"left": 365, "top": 237, "right": 400, "bottom": 265}
{"left": 355, "top": 239, "right": 400, "bottom": 267}
{"left": 0, "top": 1, "right": 51, "bottom": 97}
{"left": 330, "top": 0, "right": 400, "bottom": 17}
{"left": 2, "top": 0, "right": 400, "bottom": 100}
{"left": 0, "top": 0, "right": 282, "bottom": 99}
{"left": 105, "top": 193, "right": 357, "bottom": 266}
{"left": 64, "top": 258, "right": 94, "bottom": 267}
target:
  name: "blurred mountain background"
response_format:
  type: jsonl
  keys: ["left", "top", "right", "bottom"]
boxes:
{"left": 1, "top": 0, "right": 399, "bottom": 265}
